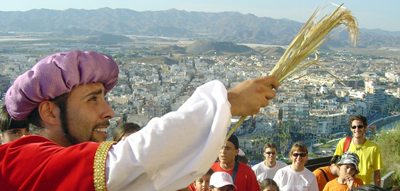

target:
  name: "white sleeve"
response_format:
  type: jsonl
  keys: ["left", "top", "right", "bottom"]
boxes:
{"left": 105, "top": 80, "right": 232, "bottom": 191}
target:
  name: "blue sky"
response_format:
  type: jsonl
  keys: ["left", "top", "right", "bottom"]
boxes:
{"left": 0, "top": 0, "right": 399, "bottom": 31}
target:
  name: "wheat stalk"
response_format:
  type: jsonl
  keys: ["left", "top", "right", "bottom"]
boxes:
{"left": 226, "top": 4, "right": 359, "bottom": 142}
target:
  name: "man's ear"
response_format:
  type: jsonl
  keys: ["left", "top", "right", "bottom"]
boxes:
{"left": 38, "top": 101, "right": 60, "bottom": 125}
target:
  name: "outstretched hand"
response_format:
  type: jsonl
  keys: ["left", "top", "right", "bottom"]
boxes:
{"left": 228, "top": 75, "right": 279, "bottom": 117}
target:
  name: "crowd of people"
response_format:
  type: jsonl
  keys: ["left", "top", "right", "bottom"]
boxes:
{"left": 0, "top": 50, "right": 387, "bottom": 191}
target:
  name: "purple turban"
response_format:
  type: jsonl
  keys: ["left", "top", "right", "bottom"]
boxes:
{"left": 5, "top": 50, "right": 119, "bottom": 120}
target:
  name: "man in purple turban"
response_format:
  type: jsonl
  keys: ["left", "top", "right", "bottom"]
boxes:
{"left": 0, "top": 50, "right": 279, "bottom": 190}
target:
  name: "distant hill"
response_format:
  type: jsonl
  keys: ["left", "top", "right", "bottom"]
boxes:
{"left": 85, "top": 34, "right": 133, "bottom": 45}
{"left": 186, "top": 41, "right": 253, "bottom": 54}
{"left": 0, "top": 8, "right": 399, "bottom": 47}
{"left": 253, "top": 47, "right": 286, "bottom": 58}
{"left": 49, "top": 27, "right": 104, "bottom": 38}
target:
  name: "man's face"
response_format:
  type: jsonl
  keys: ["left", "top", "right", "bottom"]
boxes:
{"left": 263, "top": 147, "right": 277, "bottom": 164}
{"left": 219, "top": 141, "right": 238, "bottom": 164}
{"left": 351, "top": 120, "right": 366, "bottom": 139}
{"left": 62, "top": 82, "right": 114, "bottom": 145}
{"left": 0, "top": 127, "right": 29, "bottom": 144}
{"left": 194, "top": 174, "right": 211, "bottom": 191}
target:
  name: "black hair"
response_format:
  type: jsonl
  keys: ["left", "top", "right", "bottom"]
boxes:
{"left": 0, "top": 105, "right": 29, "bottom": 132}
{"left": 113, "top": 122, "right": 141, "bottom": 141}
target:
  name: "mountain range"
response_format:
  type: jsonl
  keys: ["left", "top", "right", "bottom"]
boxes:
{"left": 1, "top": 8, "right": 400, "bottom": 47}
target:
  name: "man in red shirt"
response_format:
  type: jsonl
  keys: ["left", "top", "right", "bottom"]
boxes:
{"left": 211, "top": 135, "right": 260, "bottom": 191}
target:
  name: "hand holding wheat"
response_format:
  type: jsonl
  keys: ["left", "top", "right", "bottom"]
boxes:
{"left": 226, "top": 4, "right": 359, "bottom": 141}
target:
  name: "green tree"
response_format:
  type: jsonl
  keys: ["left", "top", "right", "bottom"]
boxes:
{"left": 375, "top": 126, "right": 400, "bottom": 187}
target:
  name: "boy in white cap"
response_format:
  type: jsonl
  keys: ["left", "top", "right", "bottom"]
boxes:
{"left": 209, "top": 172, "right": 237, "bottom": 191}
{"left": 323, "top": 152, "right": 364, "bottom": 191}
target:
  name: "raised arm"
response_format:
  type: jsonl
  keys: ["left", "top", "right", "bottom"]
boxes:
{"left": 228, "top": 75, "right": 279, "bottom": 116}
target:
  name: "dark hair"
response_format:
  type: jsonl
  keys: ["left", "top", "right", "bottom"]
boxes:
{"left": 0, "top": 105, "right": 29, "bottom": 132}
{"left": 206, "top": 168, "right": 214, "bottom": 176}
{"left": 349, "top": 115, "right": 367, "bottom": 127}
{"left": 259, "top": 178, "right": 280, "bottom": 191}
{"left": 289, "top": 142, "right": 308, "bottom": 157}
{"left": 113, "top": 122, "right": 141, "bottom": 141}
{"left": 263, "top": 142, "right": 278, "bottom": 152}
{"left": 237, "top": 155, "right": 248, "bottom": 165}
{"left": 27, "top": 93, "right": 70, "bottom": 137}
{"left": 330, "top": 155, "right": 340, "bottom": 165}
{"left": 349, "top": 184, "right": 385, "bottom": 191}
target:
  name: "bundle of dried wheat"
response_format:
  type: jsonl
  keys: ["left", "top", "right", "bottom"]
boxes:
{"left": 226, "top": 4, "right": 359, "bottom": 141}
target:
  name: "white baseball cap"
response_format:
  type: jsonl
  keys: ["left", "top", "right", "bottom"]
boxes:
{"left": 209, "top": 172, "right": 237, "bottom": 189}
{"left": 238, "top": 148, "right": 245, "bottom": 156}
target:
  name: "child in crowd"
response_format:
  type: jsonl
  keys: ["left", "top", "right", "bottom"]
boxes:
{"left": 209, "top": 171, "right": 237, "bottom": 191}
{"left": 190, "top": 169, "right": 214, "bottom": 191}
{"left": 323, "top": 152, "right": 364, "bottom": 191}
{"left": 259, "top": 178, "right": 280, "bottom": 191}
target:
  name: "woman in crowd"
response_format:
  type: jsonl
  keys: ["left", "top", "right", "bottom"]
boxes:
{"left": 273, "top": 142, "right": 318, "bottom": 191}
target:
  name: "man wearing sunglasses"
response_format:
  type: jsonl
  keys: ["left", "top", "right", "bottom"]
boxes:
{"left": 333, "top": 114, "right": 383, "bottom": 186}
{"left": 252, "top": 142, "right": 287, "bottom": 182}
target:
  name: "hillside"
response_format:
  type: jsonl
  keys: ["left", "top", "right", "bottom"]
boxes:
{"left": 0, "top": 8, "right": 399, "bottom": 47}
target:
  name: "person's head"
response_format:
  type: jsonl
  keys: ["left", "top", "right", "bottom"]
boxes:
{"left": 329, "top": 155, "right": 341, "bottom": 176}
{"left": 336, "top": 152, "right": 360, "bottom": 177}
{"left": 193, "top": 169, "right": 214, "bottom": 191}
{"left": 349, "top": 115, "right": 367, "bottom": 139}
{"left": 209, "top": 171, "right": 237, "bottom": 191}
{"left": 349, "top": 184, "right": 386, "bottom": 191}
{"left": 219, "top": 135, "right": 239, "bottom": 164}
{"left": 237, "top": 155, "right": 248, "bottom": 165}
{"left": 113, "top": 122, "right": 141, "bottom": 141}
{"left": 259, "top": 178, "right": 280, "bottom": 191}
{"left": 0, "top": 105, "right": 30, "bottom": 144}
{"left": 5, "top": 50, "right": 119, "bottom": 146}
{"left": 263, "top": 142, "right": 278, "bottom": 165}
{"left": 289, "top": 142, "right": 308, "bottom": 170}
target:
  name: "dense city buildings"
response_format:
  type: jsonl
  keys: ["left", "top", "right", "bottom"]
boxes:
{"left": 1, "top": 35, "right": 400, "bottom": 160}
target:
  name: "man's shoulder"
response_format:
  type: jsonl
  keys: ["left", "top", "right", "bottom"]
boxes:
{"left": 251, "top": 161, "right": 263, "bottom": 169}
{"left": 275, "top": 160, "right": 288, "bottom": 167}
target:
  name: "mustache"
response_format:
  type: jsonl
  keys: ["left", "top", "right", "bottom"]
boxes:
{"left": 94, "top": 121, "right": 110, "bottom": 128}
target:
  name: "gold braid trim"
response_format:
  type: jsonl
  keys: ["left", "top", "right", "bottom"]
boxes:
{"left": 93, "top": 141, "right": 116, "bottom": 191}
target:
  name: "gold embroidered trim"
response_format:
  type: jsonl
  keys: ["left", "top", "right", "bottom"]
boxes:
{"left": 94, "top": 141, "right": 116, "bottom": 191}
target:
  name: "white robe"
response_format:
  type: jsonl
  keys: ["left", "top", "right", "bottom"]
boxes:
{"left": 106, "top": 80, "right": 232, "bottom": 190}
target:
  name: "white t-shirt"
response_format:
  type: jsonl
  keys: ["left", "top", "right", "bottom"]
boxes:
{"left": 273, "top": 165, "right": 318, "bottom": 191}
{"left": 252, "top": 160, "right": 287, "bottom": 182}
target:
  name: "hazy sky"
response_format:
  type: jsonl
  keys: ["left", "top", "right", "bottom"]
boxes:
{"left": 0, "top": 0, "right": 399, "bottom": 31}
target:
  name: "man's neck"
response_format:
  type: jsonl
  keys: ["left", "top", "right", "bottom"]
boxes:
{"left": 264, "top": 160, "right": 276, "bottom": 168}
{"left": 353, "top": 136, "right": 366, "bottom": 145}
{"left": 220, "top": 160, "right": 236, "bottom": 170}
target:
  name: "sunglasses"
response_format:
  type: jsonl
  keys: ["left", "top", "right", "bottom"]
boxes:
{"left": 265, "top": 152, "right": 276, "bottom": 155}
{"left": 292, "top": 153, "right": 307, "bottom": 157}
{"left": 351, "top": 125, "right": 364, "bottom": 129}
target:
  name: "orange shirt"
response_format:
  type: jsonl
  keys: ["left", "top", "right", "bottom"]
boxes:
{"left": 323, "top": 177, "right": 364, "bottom": 191}
{"left": 313, "top": 166, "right": 337, "bottom": 191}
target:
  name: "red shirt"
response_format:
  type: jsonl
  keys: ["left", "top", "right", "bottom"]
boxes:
{"left": 0, "top": 136, "right": 104, "bottom": 191}
{"left": 211, "top": 161, "right": 261, "bottom": 191}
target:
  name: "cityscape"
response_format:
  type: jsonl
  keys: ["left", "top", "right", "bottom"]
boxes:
{"left": 1, "top": 31, "right": 399, "bottom": 164}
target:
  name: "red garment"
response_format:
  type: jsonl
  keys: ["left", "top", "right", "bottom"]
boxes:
{"left": 211, "top": 162, "right": 261, "bottom": 191}
{"left": 0, "top": 135, "right": 103, "bottom": 191}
